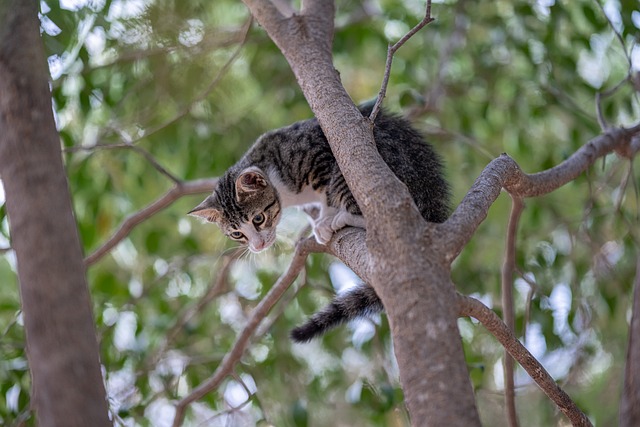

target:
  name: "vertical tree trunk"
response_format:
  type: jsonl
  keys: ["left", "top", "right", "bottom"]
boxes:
{"left": 0, "top": 2, "right": 110, "bottom": 426}
{"left": 241, "top": 2, "right": 481, "bottom": 425}
{"left": 620, "top": 256, "right": 640, "bottom": 426}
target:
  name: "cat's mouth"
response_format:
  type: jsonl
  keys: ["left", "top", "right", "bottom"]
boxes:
{"left": 248, "top": 233, "right": 276, "bottom": 253}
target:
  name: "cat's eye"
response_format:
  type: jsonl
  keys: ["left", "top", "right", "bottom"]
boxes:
{"left": 252, "top": 213, "right": 265, "bottom": 226}
{"left": 229, "top": 231, "right": 245, "bottom": 240}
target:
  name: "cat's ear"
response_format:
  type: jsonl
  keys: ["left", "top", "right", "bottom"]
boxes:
{"left": 188, "top": 195, "right": 222, "bottom": 223}
{"left": 235, "top": 167, "right": 268, "bottom": 201}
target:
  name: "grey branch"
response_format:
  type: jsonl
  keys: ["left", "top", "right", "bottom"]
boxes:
{"left": 85, "top": 178, "right": 218, "bottom": 266}
{"left": 369, "top": 0, "right": 434, "bottom": 122}
{"left": 457, "top": 293, "right": 593, "bottom": 427}
{"left": 501, "top": 196, "right": 524, "bottom": 427}
{"left": 443, "top": 124, "right": 640, "bottom": 262}
{"left": 171, "top": 237, "right": 321, "bottom": 427}
{"left": 620, "top": 256, "right": 640, "bottom": 426}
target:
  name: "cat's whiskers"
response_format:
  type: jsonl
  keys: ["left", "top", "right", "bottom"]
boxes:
{"left": 189, "top": 104, "right": 449, "bottom": 341}
{"left": 219, "top": 245, "right": 243, "bottom": 258}
{"left": 238, "top": 246, "right": 253, "bottom": 262}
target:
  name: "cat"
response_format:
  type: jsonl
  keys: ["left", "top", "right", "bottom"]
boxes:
{"left": 189, "top": 104, "right": 450, "bottom": 342}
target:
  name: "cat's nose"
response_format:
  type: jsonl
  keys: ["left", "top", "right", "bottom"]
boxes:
{"left": 252, "top": 239, "right": 267, "bottom": 252}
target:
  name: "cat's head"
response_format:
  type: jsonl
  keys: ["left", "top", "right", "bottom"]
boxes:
{"left": 189, "top": 167, "right": 282, "bottom": 253}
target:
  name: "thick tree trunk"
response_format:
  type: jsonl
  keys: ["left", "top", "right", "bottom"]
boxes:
{"left": 0, "top": 2, "right": 110, "bottom": 426}
{"left": 241, "top": 1, "right": 481, "bottom": 425}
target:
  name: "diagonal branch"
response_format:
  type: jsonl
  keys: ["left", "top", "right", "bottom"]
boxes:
{"left": 443, "top": 124, "right": 640, "bottom": 262}
{"left": 370, "top": 0, "right": 434, "bottom": 122}
{"left": 506, "top": 126, "right": 640, "bottom": 197}
{"left": 457, "top": 293, "right": 593, "bottom": 427}
{"left": 241, "top": 0, "right": 284, "bottom": 28}
{"left": 85, "top": 178, "right": 218, "bottom": 266}
{"left": 171, "top": 237, "right": 321, "bottom": 427}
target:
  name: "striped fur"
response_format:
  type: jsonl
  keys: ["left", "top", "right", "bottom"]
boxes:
{"left": 190, "top": 104, "right": 450, "bottom": 342}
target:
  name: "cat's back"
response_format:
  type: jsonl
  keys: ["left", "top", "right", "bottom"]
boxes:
{"left": 241, "top": 115, "right": 335, "bottom": 194}
{"left": 364, "top": 106, "right": 451, "bottom": 223}
{"left": 242, "top": 106, "right": 449, "bottom": 222}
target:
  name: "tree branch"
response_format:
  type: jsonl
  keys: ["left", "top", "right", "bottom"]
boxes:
{"left": 369, "top": 0, "right": 434, "bottom": 122}
{"left": 443, "top": 124, "right": 640, "bottom": 262}
{"left": 501, "top": 196, "right": 524, "bottom": 427}
{"left": 506, "top": 126, "right": 640, "bottom": 196}
{"left": 457, "top": 293, "right": 593, "bottom": 427}
{"left": 171, "top": 237, "right": 319, "bottom": 427}
{"left": 442, "top": 154, "right": 520, "bottom": 262}
{"left": 85, "top": 178, "right": 218, "bottom": 266}
{"left": 620, "top": 255, "right": 640, "bottom": 426}
{"left": 242, "top": 2, "right": 483, "bottom": 424}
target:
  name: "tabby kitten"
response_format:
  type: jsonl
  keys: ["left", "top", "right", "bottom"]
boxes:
{"left": 190, "top": 104, "right": 450, "bottom": 342}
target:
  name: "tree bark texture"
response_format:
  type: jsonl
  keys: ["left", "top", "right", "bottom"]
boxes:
{"left": 0, "top": 2, "right": 110, "bottom": 426}
{"left": 242, "top": 1, "right": 481, "bottom": 425}
{"left": 620, "top": 256, "right": 640, "bottom": 426}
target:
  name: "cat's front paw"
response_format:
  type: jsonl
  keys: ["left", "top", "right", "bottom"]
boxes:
{"left": 313, "top": 217, "right": 335, "bottom": 244}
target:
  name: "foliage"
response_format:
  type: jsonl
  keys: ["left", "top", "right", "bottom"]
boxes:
{"left": 0, "top": 0, "right": 639, "bottom": 425}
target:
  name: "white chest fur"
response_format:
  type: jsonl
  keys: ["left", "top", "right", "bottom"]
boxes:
{"left": 266, "top": 169, "right": 327, "bottom": 209}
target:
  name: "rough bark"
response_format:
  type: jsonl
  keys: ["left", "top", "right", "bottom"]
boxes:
{"left": 241, "top": 1, "right": 481, "bottom": 425}
{"left": 620, "top": 256, "right": 640, "bottom": 426}
{"left": 238, "top": 1, "right": 640, "bottom": 424}
{"left": 0, "top": 2, "right": 110, "bottom": 426}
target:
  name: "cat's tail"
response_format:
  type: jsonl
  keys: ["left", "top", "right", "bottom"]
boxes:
{"left": 290, "top": 284, "right": 384, "bottom": 343}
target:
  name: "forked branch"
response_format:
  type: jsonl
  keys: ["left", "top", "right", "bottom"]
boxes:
{"left": 443, "top": 124, "right": 640, "bottom": 262}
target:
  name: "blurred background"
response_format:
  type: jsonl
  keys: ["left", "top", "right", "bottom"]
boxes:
{"left": 1, "top": 0, "right": 639, "bottom": 425}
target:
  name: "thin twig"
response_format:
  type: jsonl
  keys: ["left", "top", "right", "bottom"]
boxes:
{"left": 84, "top": 178, "right": 218, "bottom": 266}
{"left": 0, "top": 246, "right": 11, "bottom": 254}
{"left": 457, "top": 293, "right": 593, "bottom": 427}
{"left": 515, "top": 267, "right": 539, "bottom": 342}
{"left": 594, "top": 0, "right": 632, "bottom": 70}
{"left": 171, "top": 237, "right": 320, "bottom": 427}
{"left": 595, "top": 76, "right": 631, "bottom": 131}
{"left": 369, "top": 0, "right": 435, "bottom": 122}
{"left": 595, "top": 91, "right": 609, "bottom": 131}
{"left": 78, "top": 28, "right": 249, "bottom": 76}
{"left": 67, "top": 141, "right": 183, "bottom": 183}
{"left": 129, "top": 144, "right": 182, "bottom": 183}
{"left": 593, "top": 0, "right": 635, "bottom": 131}
{"left": 501, "top": 196, "right": 524, "bottom": 427}
{"left": 408, "top": 1, "right": 467, "bottom": 119}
